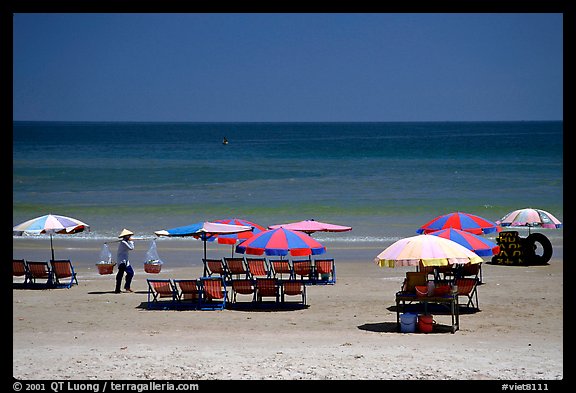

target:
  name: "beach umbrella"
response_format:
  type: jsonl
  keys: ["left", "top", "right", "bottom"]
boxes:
{"left": 235, "top": 227, "right": 326, "bottom": 257}
{"left": 427, "top": 228, "right": 500, "bottom": 257}
{"left": 154, "top": 221, "right": 253, "bottom": 269}
{"left": 268, "top": 219, "right": 352, "bottom": 235}
{"left": 209, "top": 218, "right": 266, "bottom": 257}
{"left": 374, "top": 234, "right": 483, "bottom": 268}
{"left": 416, "top": 211, "right": 500, "bottom": 235}
{"left": 497, "top": 208, "right": 562, "bottom": 234}
{"left": 13, "top": 213, "right": 90, "bottom": 260}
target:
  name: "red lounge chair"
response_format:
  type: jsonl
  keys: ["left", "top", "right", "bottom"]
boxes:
{"left": 270, "top": 259, "right": 293, "bottom": 280}
{"left": 147, "top": 279, "right": 177, "bottom": 309}
{"left": 200, "top": 277, "right": 227, "bottom": 310}
{"left": 246, "top": 258, "right": 270, "bottom": 278}
{"left": 255, "top": 278, "right": 280, "bottom": 302}
{"left": 174, "top": 279, "right": 202, "bottom": 309}
{"left": 292, "top": 260, "right": 313, "bottom": 281}
{"left": 13, "top": 259, "right": 29, "bottom": 285}
{"left": 455, "top": 278, "right": 480, "bottom": 310}
{"left": 224, "top": 257, "right": 249, "bottom": 280}
{"left": 282, "top": 281, "right": 306, "bottom": 305}
{"left": 50, "top": 259, "right": 78, "bottom": 288}
{"left": 26, "top": 261, "right": 53, "bottom": 287}
{"left": 203, "top": 258, "right": 227, "bottom": 278}
{"left": 231, "top": 279, "right": 256, "bottom": 303}
{"left": 314, "top": 258, "right": 336, "bottom": 284}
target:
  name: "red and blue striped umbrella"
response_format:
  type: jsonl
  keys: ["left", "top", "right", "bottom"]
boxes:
{"left": 416, "top": 211, "right": 501, "bottom": 235}
{"left": 212, "top": 218, "right": 266, "bottom": 245}
{"left": 427, "top": 228, "right": 500, "bottom": 257}
{"left": 235, "top": 227, "right": 326, "bottom": 257}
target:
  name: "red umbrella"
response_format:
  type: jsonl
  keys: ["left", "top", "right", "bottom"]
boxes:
{"left": 212, "top": 218, "right": 266, "bottom": 244}
{"left": 416, "top": 211, "right": 500, "bottom": 235}
{"left": 268, "top": 219, "right": 352, "bottom": 235}
{"left": 235, "top": 228, "right": 326, "bottom": 257}
{"left": 427, "top": 228, "right": 500, "bottom": 257}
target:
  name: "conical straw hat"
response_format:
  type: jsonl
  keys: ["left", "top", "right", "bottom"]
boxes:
{"left": 118, "top": 228, "right": 134, "bottom": 238}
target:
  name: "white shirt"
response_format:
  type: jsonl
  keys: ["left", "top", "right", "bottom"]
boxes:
{"left": 117, "top": 239, "right": 134, "bottom": 265}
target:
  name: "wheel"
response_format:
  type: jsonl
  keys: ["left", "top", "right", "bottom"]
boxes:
{"left": 523, "top": 233, "right": 553, "bottom": 264}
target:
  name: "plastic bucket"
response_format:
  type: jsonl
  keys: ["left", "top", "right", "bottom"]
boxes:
{"left": 400, "top": 313, "right": 417, "bottom": 333}
{"left": 418, "top": 314, "right": 434, "bottom": 333}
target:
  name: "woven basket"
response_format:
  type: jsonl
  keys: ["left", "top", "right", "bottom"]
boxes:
{"left": 96, "top": 263, "right": 115, "bottom": 275}
{"left": 144, "top": 263, "right": 162, "bottom": 274}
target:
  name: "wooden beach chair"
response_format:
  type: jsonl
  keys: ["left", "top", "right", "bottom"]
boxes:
{"left": 26, "top": 261, "right": 53, "bottom": 287}
{"left": 199, "top": 277, "right": 227, "bottom": 310}
{"left": 314, "top": 258, "right": 336, "bottom": 284}
{"left": 13, "top": 259, "right": 30, "bottom": 286}
{"left": 245, "top": 257, "right": 271, "bottom": 278}
{"left": 146, "top": 279, "right": 177, "bottom": 309}
{"left": 231, "top": 279, "right": 256, "bottom": 303}
{"left": 50, "top": 259, "right": 78, "bottom": 288}
{"left": 173, "top": 279, "right": 202, "bottom": 309}
{"left": 281, "top": 280, "right": 306, "bottom": 305}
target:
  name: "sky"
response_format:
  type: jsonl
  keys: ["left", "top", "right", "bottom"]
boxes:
{"left": 12, "top": 13, "right": 563, "bottom": 122}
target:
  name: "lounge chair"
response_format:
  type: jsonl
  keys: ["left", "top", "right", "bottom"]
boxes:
{"left": 460, "top": 262, "right": 483, "bottom": 284}
{"left": 245, "top": 257, "right": 271, "bottom": 278}
{"left": 224, "top": 257, "right": 249, "bottom": 281}
{"left": 13, "top": 259, "right": 30, "bottom": 286}
{"left": 203, "top": 258, "right": 227, "bottom": 279}
{"left": 173, "top": 279, "right": 202, "bottom": 309}
{"left": 26, "top": 261, "right": 53, "bottom": 287}
{"left": 231, "top": 279, "right": 256, "bottom": 303}
{"left": 292, "top": 260, "right": 313, "bottom": 282}
{"left": 147, "top": 279, "right": 177, "bottom": 309}
{"left": 270, "top": 259, "right": 294, "bottom": 280}
{"left": 199, "top": 277, "right": 227, "bottom": 310}
{"left": 50, "top": 259, "right": 78, "bottom": 288}
{"left": 314, "top": 258, "right": 336, "bottom": 284}
{"left": 455, "top": 278, "right": 480, "bottom": 310}
{"left": 281, "top": 280, "right": 306, "bottom": 304}
{"left": 255, "top": 278, "right": 280, "bottom": 302}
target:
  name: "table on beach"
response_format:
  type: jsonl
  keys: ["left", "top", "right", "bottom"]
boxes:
{"left": 395, "top": 293, "right": 460, "bottom": 333}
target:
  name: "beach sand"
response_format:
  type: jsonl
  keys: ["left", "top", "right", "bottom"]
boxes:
{"left": 13, "top": 239, "right": 563, "bottom": 381}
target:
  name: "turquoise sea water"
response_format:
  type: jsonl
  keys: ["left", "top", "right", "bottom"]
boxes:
{"left": 13, "top": 121, "right": 563, "bottom": 246}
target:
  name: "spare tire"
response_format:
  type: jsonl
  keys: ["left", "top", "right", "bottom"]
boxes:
{"left": 523, "top": 233, "right": 553, "bottom": 265}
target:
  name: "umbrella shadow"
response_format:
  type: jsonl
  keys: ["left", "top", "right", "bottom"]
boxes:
{"left": 88, "top": 290, "right": 148, "bottom": 295}
{"left": 134, "top": 301, "right": 309, "bottom": 312}
{"left": 358, "top": 321, "right": 458, "bottom": 334}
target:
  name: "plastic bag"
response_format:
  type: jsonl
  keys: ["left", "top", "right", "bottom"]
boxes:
{"left": 98, "top": 243, "right": 113, "bottom": 264}
{"left": 144, "top": 240, "right": 163, "bottom": 265}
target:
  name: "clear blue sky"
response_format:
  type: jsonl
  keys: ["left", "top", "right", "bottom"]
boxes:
{"left": 12, "top": 13, "right": 563, "bottom": 122}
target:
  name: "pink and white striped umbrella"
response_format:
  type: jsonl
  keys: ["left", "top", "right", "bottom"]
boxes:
{"left": 498, "top": 208, "right": 562, "bottom": 229}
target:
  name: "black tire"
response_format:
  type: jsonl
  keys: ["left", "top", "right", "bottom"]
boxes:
{"left": 523, "top": 233, "right": 553, "bottom": 265}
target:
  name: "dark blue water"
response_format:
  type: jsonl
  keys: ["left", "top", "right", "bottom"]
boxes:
{"left": 13, "top": 121, "right": 563, "bottom": 242}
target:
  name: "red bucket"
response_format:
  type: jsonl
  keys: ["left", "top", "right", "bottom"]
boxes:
{"left": 418, "top": 314, "right": 434, "bottom": 333}
{"left": 415, "top": 285, "right": 428, "bottom": 298}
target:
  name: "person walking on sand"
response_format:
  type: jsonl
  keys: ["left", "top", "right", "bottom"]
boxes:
{"left": 115, "top": 229, "right": 135, "bottom": 293}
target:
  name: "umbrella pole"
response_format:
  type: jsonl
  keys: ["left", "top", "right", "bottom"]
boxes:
{"left": 50, "top": 233, "right": 55, "bottom": 261}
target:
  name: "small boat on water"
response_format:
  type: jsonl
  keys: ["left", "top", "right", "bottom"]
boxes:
{"left": 222, "top": 137, "right": 229, "bottom": 145}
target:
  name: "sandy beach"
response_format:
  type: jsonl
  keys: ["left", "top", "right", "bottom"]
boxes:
{"left": 13, "top": 238, "right": 563, "bottom": 382}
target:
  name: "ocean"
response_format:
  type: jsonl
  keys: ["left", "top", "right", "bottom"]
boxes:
{"left": 13, "top": 121, "right": 563, "bottom": 259}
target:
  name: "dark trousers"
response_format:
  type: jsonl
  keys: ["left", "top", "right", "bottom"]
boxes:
{"left": 115, "top": 263, "right": 134, "bottom": 292}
